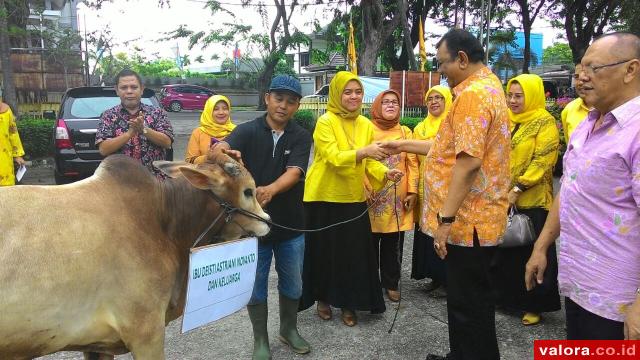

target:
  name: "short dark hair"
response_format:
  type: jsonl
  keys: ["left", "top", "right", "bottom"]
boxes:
{"left": 436, "top": 29, "right": 485, "bottom": 64}
{"left": 114, "top": 68, "right": 143, "bottom": 87}
{"left": 593, "top": 32, "right": 640, "bottom": 59}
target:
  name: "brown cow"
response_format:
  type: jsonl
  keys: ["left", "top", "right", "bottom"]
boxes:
{"left": 0, "top": 153, "right": 270, "bottom": 359}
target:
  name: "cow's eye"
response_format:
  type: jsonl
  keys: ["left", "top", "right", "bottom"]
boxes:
{"left": 244, "top": 189, "right": 253, "bottom": 198}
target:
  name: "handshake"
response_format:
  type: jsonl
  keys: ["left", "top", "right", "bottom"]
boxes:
{"left": 365, "top": 139, "right": 433, "bottom": 161}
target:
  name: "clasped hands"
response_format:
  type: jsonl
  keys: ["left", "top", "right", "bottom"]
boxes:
{"left": 127, "top": 112, "right": 145, "bottom": 135}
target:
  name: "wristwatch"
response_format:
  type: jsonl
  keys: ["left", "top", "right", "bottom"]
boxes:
{"left": 437, "top": 212, "right": 456, "bottom": 225}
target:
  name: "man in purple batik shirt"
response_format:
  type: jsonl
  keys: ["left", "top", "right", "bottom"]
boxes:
{"left": 526, "top": 32, "right": 640, "bottom": 340}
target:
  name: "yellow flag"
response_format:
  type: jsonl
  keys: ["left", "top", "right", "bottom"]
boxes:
{"left": 419, "top": 17, "right": 427, "bottom": 72}
{"left": 348, "top": 21, "right": 358, "bottom": 76}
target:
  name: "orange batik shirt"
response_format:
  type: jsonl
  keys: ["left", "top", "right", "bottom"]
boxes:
{"left": 420, "top": 66, "right": 511, "bottom": 246}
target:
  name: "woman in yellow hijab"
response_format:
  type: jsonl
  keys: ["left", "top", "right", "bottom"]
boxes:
{"left": 492, "top": 73, "right": 560, "bottom": 326}
{"left": 410, "top": 85, "right": 452, "bottom": 295}
{"left": 301, "top": 71, "right": 403, "bottom": 327}
{"left": 185, "top": 95, "right": 235, "bottom": 164}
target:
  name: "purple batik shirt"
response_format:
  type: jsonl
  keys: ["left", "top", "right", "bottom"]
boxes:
{"left": 558, "top": 95, "right": 640, "bottom": 322}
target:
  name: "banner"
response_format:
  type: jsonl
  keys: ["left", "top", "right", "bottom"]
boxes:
{"left": 181, "top": 237, "right": 258, "bottom": 333}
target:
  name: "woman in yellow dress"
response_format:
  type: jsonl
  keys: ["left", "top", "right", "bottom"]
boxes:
{"left": 300, "top": 71, "right": 403, "bottom": 327}
{"left": 0, "top": 102, "right": 25, "bottom": 186}
{"left": 366, "top": 89, "right": 419, "bottom": 302}
{"left": 492, "top": 73, "right": 561, "bottom": 325}
{"left": 185, "top": 95, "right": 235, "bottom": 164}
{"left": 410, "top": 85, "right": 452, "bottom": 294}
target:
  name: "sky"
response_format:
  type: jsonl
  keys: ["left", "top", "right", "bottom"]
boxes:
{"left": 77, "top": 0, "right": 564, "bottom": 69}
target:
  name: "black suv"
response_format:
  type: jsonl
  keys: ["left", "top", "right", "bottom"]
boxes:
{"left": 53, "top": 87, "right": 171, "bottom": 184}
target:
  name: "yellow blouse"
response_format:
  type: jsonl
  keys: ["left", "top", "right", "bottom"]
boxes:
{"left": 511, "top": 114, "right": 559, "bottom": 210}
{"left": 304, "top": 111, "right": 388, "bottom": 203}
{"left": 0, "top": 108, "right": 25, "bottom": 186}
{"left": 365, "top": 124, "right": 419, "bottom": 233}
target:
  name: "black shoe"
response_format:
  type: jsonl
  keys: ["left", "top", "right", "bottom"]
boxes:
{"left": 423, "top": 280, "right": 441, "bottom": 292}
{"left": 425, "top": 354, "right": 447, "bottom": 360}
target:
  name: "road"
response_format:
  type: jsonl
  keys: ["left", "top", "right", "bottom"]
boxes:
{"left": 21, "top": 110, "right": 565, "bottom": 359}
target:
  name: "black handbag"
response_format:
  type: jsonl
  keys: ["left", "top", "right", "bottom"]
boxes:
{"left": 499, "top": 206, "right": 536, "bottom": 248}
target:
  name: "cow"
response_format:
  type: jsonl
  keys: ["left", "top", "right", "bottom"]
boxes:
{"left": 0, "top": 153, "right": 270, "bottom": 359}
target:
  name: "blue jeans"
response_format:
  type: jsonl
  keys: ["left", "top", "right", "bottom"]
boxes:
{"left": 249, "top": 234, "right": 305, "bottom": 304}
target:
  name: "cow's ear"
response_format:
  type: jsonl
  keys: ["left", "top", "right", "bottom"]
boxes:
{"left": 179, "top": 166, "right": 224, "bottom": 190}
{"left": 154, "top": 161, "right": 193, "bottom": 178}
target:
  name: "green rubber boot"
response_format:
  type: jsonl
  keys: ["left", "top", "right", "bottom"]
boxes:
{"left": 247, "top": 303, "right": 271, "bottom": 360}
{"left": 278, "top": 294, "right": 311, "bottom": 354}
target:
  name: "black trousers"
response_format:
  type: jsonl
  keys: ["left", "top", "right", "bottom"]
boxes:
{"left": 446, "top": 233, "right": 499, "bottom": 360}
{"left": 565, "top": 297, "right": 624, "bottom": 340}
{"left": 372, "top": 232, "right": 404, "bottom": 290}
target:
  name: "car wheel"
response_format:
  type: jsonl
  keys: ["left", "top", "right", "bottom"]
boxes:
{"left": 170, "top": 101, "right": 183, "bottom": 112}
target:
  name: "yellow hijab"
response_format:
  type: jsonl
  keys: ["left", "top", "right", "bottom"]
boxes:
{"left": 507, "top": 74, "right": 553, "bottom": 125}
{"left": 327, "top": 71, "right": 363, "bottom": 120}
{"left": 415, "top": 85, "right": 452, "bottom": 139}
{"left": 199, "top": 95, "right": 236, "bottom": 139}
{"left": 424, "top": 85, "right": 452, "bottom": 123}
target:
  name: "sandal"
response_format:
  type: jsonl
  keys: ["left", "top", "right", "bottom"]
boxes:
{"left": 316, "top": 301, "right": 332, "bottom": 320}
{"left": 522, "top": 312, "right": 541, "bottom": 326}
{"left": 341, "top": 309, "right": 357, "bottom": 327}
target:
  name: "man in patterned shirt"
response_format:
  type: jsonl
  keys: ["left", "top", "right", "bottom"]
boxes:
{"left": 383, "top": 29, "right": 510, "bottom": 360}
{"left": 526, "top": 32, "right": 640, "bottom": 340}
{"left": 96, "top": 69, "right": 174, "bottom": 177}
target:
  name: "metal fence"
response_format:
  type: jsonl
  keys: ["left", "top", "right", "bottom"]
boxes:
{"left": 299, "top": 98, "right": 425, "bottom": 119}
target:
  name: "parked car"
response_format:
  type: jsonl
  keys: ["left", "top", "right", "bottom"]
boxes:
{"left": 302, "top": 84, "right": 329, "bottom": 100}
{"left": 159, "top": 84, "right": 216, "bottom": 112}
{"left": 53, "top": 86, "right": 172, "bottom": 185}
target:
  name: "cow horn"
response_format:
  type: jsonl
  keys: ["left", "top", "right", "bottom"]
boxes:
{"left": 222, "top": 162, "right": 241, "bottom": 177}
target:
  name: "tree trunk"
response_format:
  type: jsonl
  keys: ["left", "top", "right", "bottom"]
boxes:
{"left": 360, "top": 0, "right": 400, "bottom": 75}
{"left": 399, "top": 0, "right": 417, "bottom": 71}
{"left": 0, "top": 0, "right": 18, "bottom": 114}
{"left": 522, "top": 21, "right": 531, "bottom": 73}
{"left": 256, "top": 56, "right": 278, "bottom": 111}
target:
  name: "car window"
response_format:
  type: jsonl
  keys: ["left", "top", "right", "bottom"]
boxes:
{"left": 318, "top": 85, "right": 329, "bottom": 96}
{"left": 69, "top": 97, "right": 156, "bottom": 119}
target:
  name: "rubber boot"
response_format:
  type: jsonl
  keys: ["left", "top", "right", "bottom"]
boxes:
{"left": 247, "top": 303, "right": 271, "bottom": 360}
{"left": 278, "top": 294, "right": 311, "bottom": 354}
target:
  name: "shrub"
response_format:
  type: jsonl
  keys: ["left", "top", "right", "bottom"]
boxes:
{"left": 400, "top": 117, "right": 423, "bottom": 131}
{"left": 293, "top": 110, "right": 316, "bottom": 134}
{"left": 16, "top": 118, "right": 54, "bottom": 159}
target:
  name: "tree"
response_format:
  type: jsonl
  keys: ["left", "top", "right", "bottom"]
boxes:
{"left": 510, "top": 0, "right": 548, "bottom": 73}
{"left": 542, "top": 42, "right": 573, "bottom": 65}
{"left": 489, "top": 29, "right": 519, "bottom": 83}
{"left": 165, "top": 0, "right": 307, "bottom": 110}
{"left": 42, "top": 26, "right": 83, "bottom": 89}
{"left": 0, "top": 0, "right": 17, "bottom": 112}
{"left": 547, "top": 0, "right": 624, "bottom": 63}
{"left": 359, "top": 0, "right": 401, "bottom": 75}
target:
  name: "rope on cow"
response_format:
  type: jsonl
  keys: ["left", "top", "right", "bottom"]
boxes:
{"left": 233, "top": 179, "right": 401, "bottom": 233}
{"left": 193, "top": 179, "right": 402, "bottom": 248}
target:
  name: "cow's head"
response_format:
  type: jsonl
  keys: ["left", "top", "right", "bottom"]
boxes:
{"left": 155, "top": 154, "right": 270, "bottom": 242}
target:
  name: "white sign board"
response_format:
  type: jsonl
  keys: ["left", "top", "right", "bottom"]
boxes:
{"left": 181, "top": 237, "right": 258, "bottom": 333}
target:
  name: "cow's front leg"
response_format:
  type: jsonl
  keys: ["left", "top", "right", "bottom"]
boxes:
{"left": 122, "top": 320, "right": 166, "bottom": 360}
{"left": 83, "top": 352, "right": 114, "bottom": 360}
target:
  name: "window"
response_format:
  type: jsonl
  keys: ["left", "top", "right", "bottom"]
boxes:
{"left": 299, "top": 52, "right": 310, "bottom": 67}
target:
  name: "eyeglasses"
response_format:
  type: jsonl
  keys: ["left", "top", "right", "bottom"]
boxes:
{"left": 426, "top": 95, "right": 444, "bottom": 103}
{"left": 381, "top": 100, "right": 400, "bottom": 106}
{"left": 580, "top": 59, "right": 634, "bottom": 76}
